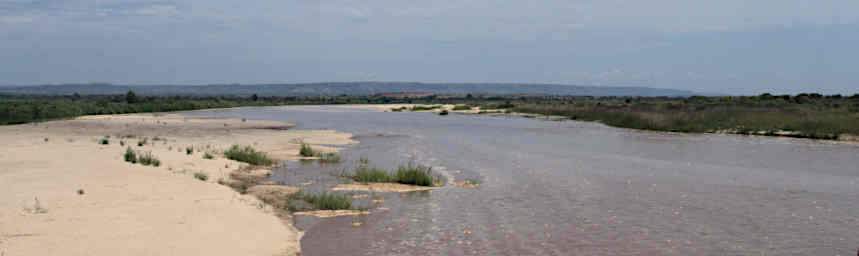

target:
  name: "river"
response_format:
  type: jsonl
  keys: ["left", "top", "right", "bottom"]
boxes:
{"left": 192, "top": 105, "right": 859, "bottom": 255}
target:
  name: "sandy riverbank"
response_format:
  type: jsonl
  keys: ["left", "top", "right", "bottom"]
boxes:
{"left": 0, "top": 113, "right": 354, "bottom": 256}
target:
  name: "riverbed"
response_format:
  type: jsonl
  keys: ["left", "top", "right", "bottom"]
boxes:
{"left": 194, "top": 105, "right": 859, "bottom": 255}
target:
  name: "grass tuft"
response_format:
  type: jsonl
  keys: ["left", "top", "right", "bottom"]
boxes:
{"left": 185, "top": 147, "right": 194, "bottom": 155}
{"left": 194, "top": 172, "right": 209, "bottom": 181}
{"left": 203, "top": 152, "right": 214, "bottom": 159}
{"left": 299, "top": 143, "right": 314, "bottom": 157}
{"left": 345, "top": 162, "right": 440, "bottom": 186}
{"left": 452, "top": 105, "right": 472, "bottom": 111}
{"left": 124, "top": 147, "right": 137, "bottom": 163}
{"left": 224, "top": 145, "right": 274, "bottom": 166}
{"left": 99, "top": 138, "right": 109, "bottom": 145}
{"left": 291, "top": 192, "right": 352, "bottom": 210}
{"left": 138, "top": 151, "right": 161, "bottom": 167}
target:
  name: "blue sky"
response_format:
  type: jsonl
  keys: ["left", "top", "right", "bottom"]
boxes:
{"left": 1, "top": 0, "right": 857, "bottom": 95}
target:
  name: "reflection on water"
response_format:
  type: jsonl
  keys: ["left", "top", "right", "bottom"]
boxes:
{"left": 190, "top": 106, "right": 859, "bottom": 256}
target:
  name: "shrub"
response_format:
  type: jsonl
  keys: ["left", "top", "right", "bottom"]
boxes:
{"left": 185, "top": 147, "right": 194, "bottom": 155}
{"left": 224, "top": 145, "right": 274, "bottom": 165}
{"left": 299, "top": 143, "right": 314, "bottom": 157}
{"left": 120, "top": 141, "right": 125, "bottom": 146}
{"left": 203, "top": 152, "right": 214, "bottom": 159}
{"left": 194, "top": 172, "right": 209, "bottom": 181}
{"left": 99, "top": 138, "right": 109, "bottom": 145}
{"left": 124, "top": 147, "right": 137, "bottom": 163}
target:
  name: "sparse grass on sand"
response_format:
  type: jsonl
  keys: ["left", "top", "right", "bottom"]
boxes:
{"left": 123, "top": 147, "right": 160, "bottom": 167}
{"left": 224, "top": 145, "right": 275, "bottom": 166}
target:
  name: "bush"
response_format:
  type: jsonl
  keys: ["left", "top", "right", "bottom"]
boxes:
{"left": 99, "top": 138, "right": 109, "bottom": 145}
{"left": 124, "top": 147, "right": 137, "bottom": 163}
{"left": 185, "top": 147, "right": 194, "bottom": 155}
{"left": 194, "top": 172, "right": 209, "bottom": 181}
{"left": 224, "top": 145, "right": 274, "bottom": 165}
{"left": 203, "top": 152, "right": 214, "bottom": 159}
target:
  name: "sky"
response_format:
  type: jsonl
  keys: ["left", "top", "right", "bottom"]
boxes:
{"left": 1, "top": 0, "right": 857, "bottom": 95}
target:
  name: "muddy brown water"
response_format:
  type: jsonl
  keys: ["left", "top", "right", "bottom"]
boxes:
{"left": 190, "top": 106, "right": 859, "bottom": 255}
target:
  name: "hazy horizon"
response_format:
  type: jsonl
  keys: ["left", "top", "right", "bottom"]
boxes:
{"left": 2, "top": 1, "right": 857, "bottom": 95}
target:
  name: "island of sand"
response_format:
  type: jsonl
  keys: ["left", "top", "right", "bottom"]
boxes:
{"left": 0, "top": 113, "right": 355, "bottom": 256}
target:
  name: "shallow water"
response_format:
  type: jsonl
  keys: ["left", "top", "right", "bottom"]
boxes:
{"left": 191, "top": 106, "right": 859, "bottom": 255}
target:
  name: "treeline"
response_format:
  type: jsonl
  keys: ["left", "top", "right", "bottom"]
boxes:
{"left": 498, "top": 93, "right": 859, "bottom": 140}
{"left": 0, "top": 91, "right": 526, "bottom": 125}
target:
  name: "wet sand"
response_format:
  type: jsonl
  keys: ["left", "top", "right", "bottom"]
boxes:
{"left": 0, "top": 113, "right": 354, "bottom": 256}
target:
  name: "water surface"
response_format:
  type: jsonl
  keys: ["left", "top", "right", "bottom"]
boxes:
{"left": 192, "top": 106, "right": 859, "bottom": 255}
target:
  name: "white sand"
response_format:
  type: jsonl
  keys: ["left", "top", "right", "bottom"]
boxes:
{"left": 0, "top": 113, "right": 354, "bottom": 256}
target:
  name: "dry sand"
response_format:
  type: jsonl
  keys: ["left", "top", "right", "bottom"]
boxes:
{"left": 0, "top": 113, "right": 354, "bottom": 256}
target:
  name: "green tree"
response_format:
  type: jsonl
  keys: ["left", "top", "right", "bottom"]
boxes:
{"left": 125, "top": 91, "right": 138, "bottom": 104}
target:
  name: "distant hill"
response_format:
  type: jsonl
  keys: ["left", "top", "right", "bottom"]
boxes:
{"left": 0, "top": 82, "right": 699, "bottom": 97}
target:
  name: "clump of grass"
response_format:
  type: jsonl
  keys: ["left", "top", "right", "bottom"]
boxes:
{"left": 352, "top": 166, "right": 395, "bottom": 183}
{"left": 224, "top": 145, "right": 274, "bottom": 166}
{"left": 299, "top": 143, "right": 314, "bottom": 157}
{"left": 44, "top": 137, "right": 49, "bottom": 142}
{"left": 185, "top": 147, "right": 194, "bottom": 155}
{"left": 394, "top": 163, "right": 436, "bottom": 186}
{"left": 138, "top": 151, "right": 161, "bottom": 167}
{"left": 317, "top": 152, "right": 342, "bottom": 163}
{"left": 439, "top": 110, "right": 449, "bottom": 116}
{"left": 291, "top": 192, "right": 352, "bottom": 210}
{"left": 98, "top": 138, "right": 109, "bottom": 145}
{"left": 452, "top": 105, "right": 472, "bottom": 111}
{"left": 203, "top": 152, "right": 214, "bottom": 159}
{"left": 194, "top": 172, "right": 209, "bottom": 181}
{"left": 120, "top": 141, "right": 125, "bottom": 146}
{"left": 124, "top": 147, "right": 138, "bottom": 163}
{"left": 345, "top": 163, "right": 440, "bottom": 186}
{"left": 137, "top": 138, "right": 147, "bottom": 147}
{"left": 410, "top": 105, "right": 441, "bottom": 111}
{"left": 77, "top": 189, "right": 85, "bottom": 195}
